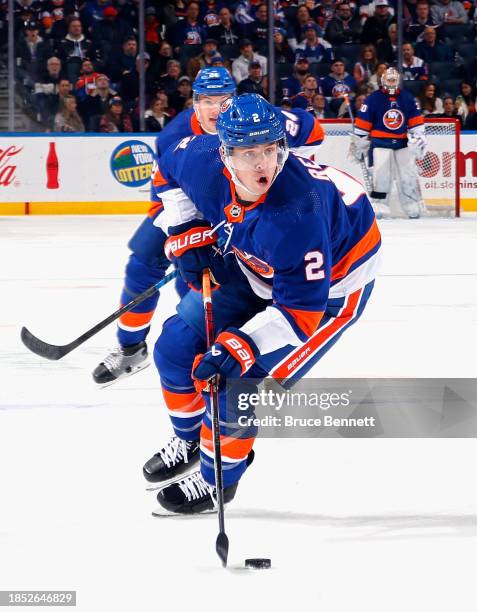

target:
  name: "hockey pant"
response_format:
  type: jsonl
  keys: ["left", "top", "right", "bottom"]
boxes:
{"left": 371, "top": 147, "right": 423, "bottom": 215}
{"left": 117, "top": 209, "right": 188, "bottom": 347}
{"left": 154, "top": 259, "right": 375, "bottom": 487}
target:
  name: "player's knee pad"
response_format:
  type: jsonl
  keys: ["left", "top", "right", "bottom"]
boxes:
{"left": 153, "top": 315, "right": 205, "bottom": 387}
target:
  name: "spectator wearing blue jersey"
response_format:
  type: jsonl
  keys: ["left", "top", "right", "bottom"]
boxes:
{"left": 295, "top": 22, "right": 333, "bottom": 64}
{"left": 415, "top": 26, "right": 454, "bottom": 62}
{"left": 320, "top": 58, "right": 357, "bottom": 100}
{"left": 292, "top": 73, "right": 318, "bottom": 110}
{"left": 279, "top": 56, "right": 310, "bottom": 100}
{"left": 172, "top": 1, "right": 207, "bottom": 52}
{"left": 401, "top": 42, "right": 428, "bottom": 80}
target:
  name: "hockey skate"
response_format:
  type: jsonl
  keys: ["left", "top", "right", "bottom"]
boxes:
{"left": 92, "top": 341, "right": 149, "bottom": 386}
{"left": 154, "top": 470, "right": 238, "bottom": 515}
{"left": 143, "top": 436, "right": 200, "bottom": 489}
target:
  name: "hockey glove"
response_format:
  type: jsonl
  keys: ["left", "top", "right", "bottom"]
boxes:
{"left": 410, "top": 134, "right": 427, "bottom": 160}
{"left": 349, "top": 134, "right": 370, "bottom": 162}
{"left": 165, "top": 220, "right": 227, "bottom": 291}
{"left": 192, "top": 328, "right": 259, "bottom": 390}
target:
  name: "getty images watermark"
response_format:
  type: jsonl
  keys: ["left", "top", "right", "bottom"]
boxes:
{"left": 225, "top": 379, "right": 477, "bottom": 438}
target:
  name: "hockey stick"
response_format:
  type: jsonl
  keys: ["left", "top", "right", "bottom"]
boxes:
{"left": 344, "top": 94, "right": 373, "bottom": 196}
{"left": 202, "top": 269, "right": 229, "bottom": 568}
{"left": 21, "top": 269, "right": 178, "bottom": 361}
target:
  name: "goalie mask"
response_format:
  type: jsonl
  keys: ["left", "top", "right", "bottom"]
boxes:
{"left": 381, "top": 67, "right": 400, "bottom": 95}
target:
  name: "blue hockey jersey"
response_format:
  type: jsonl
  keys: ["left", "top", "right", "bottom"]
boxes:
{"left": 152, "top": 136, "right": 381, "bottom": 354}
{"left": 355, "top": 88, "right": 425, "bottom": 149}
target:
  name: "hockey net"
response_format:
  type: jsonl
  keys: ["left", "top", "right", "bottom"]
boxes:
{"left": 318, "top": 118, "right": 460, "bottom": 217}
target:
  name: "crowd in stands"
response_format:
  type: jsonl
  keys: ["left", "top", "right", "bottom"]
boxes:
{"left": 2, "top": 0, "right": 476, "bottom": 132}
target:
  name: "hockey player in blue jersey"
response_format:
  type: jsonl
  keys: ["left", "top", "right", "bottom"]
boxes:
{"left": 350, "top": 67, "right": 427, "bottom": 219}
{"left": 142, "top": 94, "right": 381, "bottom": 514}
{"left": 92, "top": 69, "right": 326, "bottom": 386}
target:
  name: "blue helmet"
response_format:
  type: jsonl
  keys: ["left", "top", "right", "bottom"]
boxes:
{"left": 216, "top": 94, "right": 286, "bottom": 147}
{"left": 192, "top": 67, "right": 236, "bottom": 96}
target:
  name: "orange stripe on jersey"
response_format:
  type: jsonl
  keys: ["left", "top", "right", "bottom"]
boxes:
{"left": 190, "top": 112, "right": 205, "bottom": 135}
{"left": 272, "top": 288, "right": 362, "bottom": 380}
{"left": 370, "top": 130, "right": 407, "bottom": 139}
{"left": 305, "top": 118, "right": 325, "bottom": 145}
{"left": 200, "top": 422, "right": 254, "bottom": 460}
{"left": 331, "top": 219, "right": 381, "bottom": 281}
{"left": 162, "top": 387, "right": 204, "bottom": 413}
{"left": 148, "top": 201, "right": 163, "bottom": 218}
{"left": 119, "top": 309, "right": 155, "bottom": 327}
{"left": 408, "top": 115, "right": 424, "bottom": 128}
{"left": 281, "top": 306, "right": 324, "bottom": 338}
{"left": 152, "top": 167, "right": 168, "bottom": 187}
{"left": 355, "top": 117, "right": 372, "bottom": 131}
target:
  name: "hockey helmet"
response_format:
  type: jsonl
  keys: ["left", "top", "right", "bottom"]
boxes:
{"left": 192, "top": 66, "right": 236, "bottom": 97}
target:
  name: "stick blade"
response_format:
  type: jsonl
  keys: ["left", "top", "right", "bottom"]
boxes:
{"left": 216, "top": 531, "right": 229, "bottom": 568}
{"left": 21, "top": 327, "right": 69, "bottom": 361}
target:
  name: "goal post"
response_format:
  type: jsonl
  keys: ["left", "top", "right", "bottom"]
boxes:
{"left": 316, "top": 118, "right": 461, "bottom": 217}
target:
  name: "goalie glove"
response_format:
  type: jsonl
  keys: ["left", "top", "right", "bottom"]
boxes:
{"left": 192, "top": 328, "right": 259, "bottom": 391}
{"left": 409, "top": 132, "right": 427, "bottom": 160}
{"left": 348, "top": 134, "right": 370, "bottom": 162}
{"left": 165, "top": 220, "right": 228, "bottom": 291}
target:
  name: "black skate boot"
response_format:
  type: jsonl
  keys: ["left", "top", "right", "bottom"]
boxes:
{"left": 155, "top": 451, "right": 254, "bottom": 514}
{"left": 143, "top": 436, "right": 200, "bottom": 485}
{"left": 156, "top": 470, "right": 238, "bottom": 514}
{"left": 92, "top": 342, "right": 149, "bottom": 385}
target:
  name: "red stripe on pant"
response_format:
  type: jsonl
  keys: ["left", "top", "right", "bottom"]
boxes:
{"left": 200, "top": 422, "right": 254, "bottom": 463}
{"left": 272, "top": 288, "right": 363, "bottom": 380}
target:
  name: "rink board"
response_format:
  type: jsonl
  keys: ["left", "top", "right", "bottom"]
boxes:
{"left": 0, "top": 132, "right": 476, "bottom": 214}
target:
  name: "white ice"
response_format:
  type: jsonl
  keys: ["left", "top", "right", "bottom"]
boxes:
{"left": 1, "top": 215, "right": 477, "bottom": 612}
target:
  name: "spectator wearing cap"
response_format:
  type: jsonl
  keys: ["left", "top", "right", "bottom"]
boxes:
{"left": 231, "top": 39, "right": 267, "bottom": 83}
{"left": 91, "top": 5, "right": 133, "bottom": 64}
{"left": 405, "top": 1, "right": 441, "bottom": 42}
{"left": 54, "top": 93, "right": 85, "bottom": 131}
{"left": 105, "top": 36, "right": 137, "bottom": 83}
{"left": 157, "top": 59, "right": 183, "bottom": 96}
{"left": 287, "top": 5, "right": 313, "bottom": 51}
{"left": 237, "top": 60, "right": 267, "bottom": 95}
{"left": 376, "top": 22, "right": 399, "bottom": 63}
{"left": 207, "top": 7, "right": 241, "bottom": 46}
{"left": 295, "top": 22, "right": 333, "bottom": 64}
{"left": 414, "top": 25, "right": 454, "bottom": 62}
{"left": 431, "top": 0, "right": 468, "bottom": 25}
{"left": 145, "top": 92, "right": 172, "bottom": 131}
{"left": 119, "top": 53, "right": 157, "bottom": 107}
{"left": 186, "top": 38, "right": 219, "bottom": 79}
{"left": 279, "top": 56, "right": 311, "bottom": 100}
{"left": 319, "top": 58, "right": 357, "bottom": 113}
{"left": 56, "top": 17, "right": 95, "bottom": 83}
{"left": 173, "top": 1, "right": 207, "bottom": 52}
{"left": 168, "top": 75, "right": 193, "bottom": 113}
{"left": 325, "top": 2, "right": 362, "bottom": 45}
{"left": 273, "top": 27, "right": 295, "bottom": 63}
{"left": 77, "top": 72, "right": 117, "bottom": 130}
{"left": 99, "top": 95, "right": 133, "bottom": 132}
{"left": 401, "top": 42, "right": 428, "bottom": 80}
{"left": 361, "top": 0, "right": 396, "bottom": 45}
{"left": 16, "top": 20, "right": 52, "bottom": 86}
{"left": 291, "top": 74, "right": 318, "bottom": 111}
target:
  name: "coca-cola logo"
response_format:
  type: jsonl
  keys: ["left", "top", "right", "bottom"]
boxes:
{"left": 0, "top": 146, "right": 23, "bottom": 186}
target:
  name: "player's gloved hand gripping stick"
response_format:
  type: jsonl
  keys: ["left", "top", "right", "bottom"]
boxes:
{"left": 21, "top": 270, "right": 178, "bottom": 360}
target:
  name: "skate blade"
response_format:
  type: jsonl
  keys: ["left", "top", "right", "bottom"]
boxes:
{"left": 145, "top": 463, "right": 200, "bottom": 492}
{"left": 95, "top": 361, "right": 150, "bottom": 388}
{"left": 151, "top": 505, "right": 218, "bottom": 518}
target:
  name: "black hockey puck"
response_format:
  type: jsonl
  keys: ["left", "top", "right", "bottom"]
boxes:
{"left": 245, "top": 558, "right": 271, "bottom": 569}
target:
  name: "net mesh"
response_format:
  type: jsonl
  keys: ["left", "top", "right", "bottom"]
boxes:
{"left": 319, "top": 119, "right": 459, "bottom": 217}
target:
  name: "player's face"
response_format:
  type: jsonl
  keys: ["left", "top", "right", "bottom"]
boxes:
{"left": 230, "top": 143, "right": 278, "bottom": 197}
{"left": 196, "top": 94, "right": 232, "bottom": 133}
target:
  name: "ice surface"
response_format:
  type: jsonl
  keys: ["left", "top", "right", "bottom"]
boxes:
{"left": 1, "top": 215, "right": 477, "bottom": 612}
